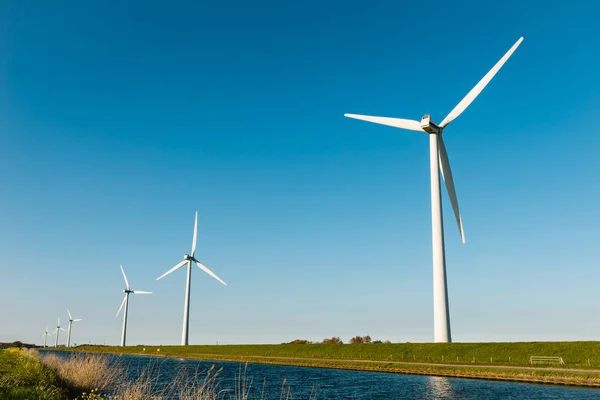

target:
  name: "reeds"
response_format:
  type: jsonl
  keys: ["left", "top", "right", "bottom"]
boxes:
{"left": 39, "top": 351, "right": 122, "bottom": 392}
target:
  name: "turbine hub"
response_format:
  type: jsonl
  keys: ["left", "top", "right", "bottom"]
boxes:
{"left": 184, "top": 254, "right": 192, "bottom": 260}
{"left": 420, "top": 115, "right": 441, "bottom": 134}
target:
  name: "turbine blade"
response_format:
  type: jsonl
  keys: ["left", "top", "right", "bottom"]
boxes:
{"left": 195, "top": 261, "right": 227, "bottom": 286}
{"left": 344, "top": 114, "right": 425, "bottom": 132}
{"left": 191, "top": 211, "right": 198, "bottom": 257}
{"left": 53, "top": 328, "right": 58, "bottom": 334}
{"left": 438, "top": 135, "right": 466, "bottom": 243}
{"left": 60, "top": 327, "right": 66, "bottom": 332}
{"left": 120, "top": 265, "right": 130, "bottom": 290}
{"left": 116, "top": 295, "right": 127, "bottom": 316}
{"left": 132, "top": 290, "right": 152, "bottom": 294}
{"left": 440, "top": 37, "right": 523, "bottom": 128}
{"left": 156, "top": 259, "right": 188, "bottom": 281}
{"left": 67, "top": 309, "right": 72, "bottom": 320}
{"left": 74, "top": 319, "right": 82, "bottom": 322}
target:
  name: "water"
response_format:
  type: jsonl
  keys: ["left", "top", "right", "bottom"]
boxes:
{"left": 45, "top": 352, "right": 600, "bottom": 399}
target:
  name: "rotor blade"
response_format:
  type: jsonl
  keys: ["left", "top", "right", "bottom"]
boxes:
{"left": 60, "top": 327, "right": 66, "bottom": 332}
{"left": 439, "top": 37, "right": 523, "bottom": 128}
{"left": 132, "top": 290, "right": 152, "bottom": 294}
{"left": 344, "top": 114, "right": 425, "bottom": 132}
{"left": 74, "top": 319, "right": 82, "bottom": 322}
{"left": 120, "top": 265, "right": 130, "bottom": 290}
{"left": 195, "top": 261, "right": 227, "bottom": 286}
{"left": 67, "top": 309, "right": 72, "bottom": 320}
{"left": 156, "top": 259, "right": 188, "bottom": 281}
{"left": 53, "top": 328, "right": 58, "bottom": 334}
{"left": 438, "top": 135, "right": 466, "bottom": 243}
{"left": 116, "top": 295, "right": 127, "bottom": 316}
{"left": 191, "top": 211, "right": 198, "bottom": 257}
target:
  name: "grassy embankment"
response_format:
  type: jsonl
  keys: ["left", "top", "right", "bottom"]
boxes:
{"left": 0, "top": 348, "right": 66, "bottom": 399}
{"left": 73, "top": 342, "right": 600, "bottom": 387}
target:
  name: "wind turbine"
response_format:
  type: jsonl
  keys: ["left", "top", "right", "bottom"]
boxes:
{"left": 116, "top": 265, "right": 152, "bottom": 347}
{"left": 53, "top": 317, "right": 66, "bottom": 347}
{"left": 42, "top": 326, "right": 53, "bottom": 347}
{"left": 66, "top": 309, "right": 82, "bottom": 348}
{"left": 156, "top": 211, "right": 227, "bottom": 346}
{"left": 344, "top": 37, "right": 523, "bottom": 343}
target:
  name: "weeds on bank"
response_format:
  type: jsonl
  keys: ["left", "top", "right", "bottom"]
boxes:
{"left": 0, "top": 348, "right": 66, "bottom": 399}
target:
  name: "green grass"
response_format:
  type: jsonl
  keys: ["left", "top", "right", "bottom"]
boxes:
{"left": 0, "top": 348, "right": 67, "bottom": 400}
{"left": 74, "top": 341, "right": 600, "bottom": 369}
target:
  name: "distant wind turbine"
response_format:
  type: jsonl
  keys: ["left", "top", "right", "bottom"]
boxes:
{"left": 344, "top": 37, "right": 523, "bottom": 343}
{"left": 53, "top": 317, "right": 66, "bottom": 347}
{"left": 116, "top": 265, "right": 152, "bottom": 347}
{"left": 42, "top": 326, "right": 53, "bottom": 347}
{"left": 156, "top": 212, "right": 227, "bottom": 345}
{"left": 66, "top": 309, "right": 82, "bottom": 348}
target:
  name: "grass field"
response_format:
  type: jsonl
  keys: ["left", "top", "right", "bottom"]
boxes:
{"left": 0, "top": 348, "right": 66, "bottom": 400}
{"left": 74, "top": 341, "right": 600, "bottom": 369}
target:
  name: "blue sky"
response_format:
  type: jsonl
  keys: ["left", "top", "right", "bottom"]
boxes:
{"left": 1, "top": 0, "right": 599, "bottom": 346}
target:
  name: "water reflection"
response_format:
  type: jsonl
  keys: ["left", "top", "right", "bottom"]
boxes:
{"left": 424, "top": 376, "right": 454, "bottom": 400}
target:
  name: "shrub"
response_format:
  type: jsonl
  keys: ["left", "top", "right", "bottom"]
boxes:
{"left": 321, "top": 337, "right": 343, "bottom": 344}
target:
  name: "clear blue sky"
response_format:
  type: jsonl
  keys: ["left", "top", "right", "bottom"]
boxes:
{"left": 1, "top": 0, "right": 599, "bottom": 346}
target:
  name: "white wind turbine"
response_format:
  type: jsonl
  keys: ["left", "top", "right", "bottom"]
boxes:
{"left": 156, "top": 212, "right": 227, "bottom": 345}
{"left": 53, "top": 317, "right": 66, "bottom": 347}
{"left": 345, "top": 37, "right": 523, "bottom": 343}
{"left": 66, "top": 309, "right": 82, "bottom": 348}
{"left": 42, "top": 326, "right": 53, "bottom": 347}
{"left": 116, "top": 265, "right": 152, "bottom": 347}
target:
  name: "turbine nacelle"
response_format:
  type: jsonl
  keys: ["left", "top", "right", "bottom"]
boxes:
{"left": 184, "top": 253, "right": 193, "bottom": 261}
{"left": 420, "top": 115, "right": 441, "bottom": 135}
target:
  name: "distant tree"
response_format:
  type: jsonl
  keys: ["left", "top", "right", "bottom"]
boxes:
{"left": 350, "top": 336, "right": 364, "bottom": 344}
{"left": 287, "top": 339, "right": 312, "bottom": 344}
{"left": 350, "top": 336, "right": 373, "bottom": 344}
{"left": 383, "top": 340, "right": 392, "bottom": 344}
{"left": 322, "top": 336, "right": 343, "bottom": 344}
{"left": 373, "top": 340, "right": 383, "bottom": 344}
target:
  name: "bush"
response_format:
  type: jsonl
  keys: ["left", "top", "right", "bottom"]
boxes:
{"left": 350, "top": 336, "right": 372, "bottom": 344}
{"left": 321, "top": 337, "right": 343, "bottom": 344}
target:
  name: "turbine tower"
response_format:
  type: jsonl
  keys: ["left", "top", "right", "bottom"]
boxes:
{"left": 66, "top": 309, "right": 82, "bottom": 348}
{"left": 344, "top": 37, "right": 523, "bottom": 343}
{"left": 156, "top": 211, "right": 227, "bottom": 345}
{"left": 53, "top": 317, "right": 66, "bottom": 347}
{"left": 42, "top": 326, "right": 53, "bottom": 347}
{"left": 116, "top": 265, "right": 152, "bottom": 347}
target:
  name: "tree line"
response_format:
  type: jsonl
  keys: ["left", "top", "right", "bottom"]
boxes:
{"left": 285, "top": 336, "right": 391, "bottom": 345}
